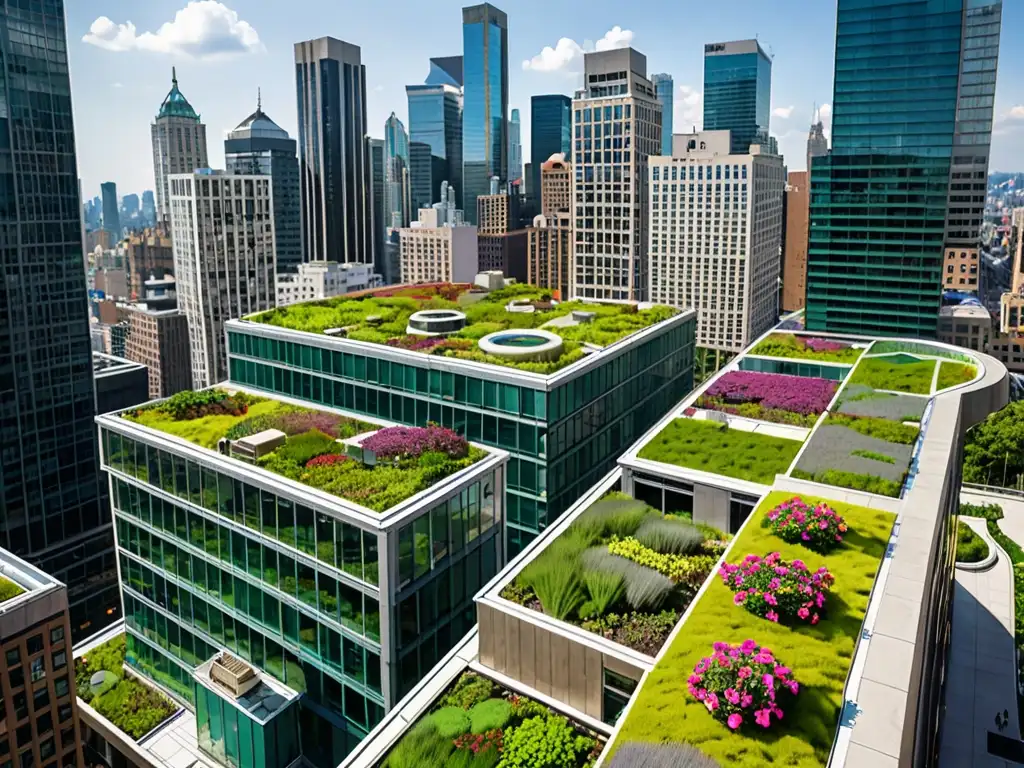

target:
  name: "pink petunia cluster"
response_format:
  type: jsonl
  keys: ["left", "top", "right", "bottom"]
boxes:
{"left": 719, "top": 552, "right": 834, "bottom": 625}
{"left": 766, "top": 496, "right": 849, "bottom": 552}
{"left": 700, "top": 371, "right": 837, "bottom": 416}
{"left": 688, "top": 640, "right": 799, "bottom": 730}
{"left": 360, "top": 425, "right": 469, "bottom": 461}
{"left": 802, "top": 337, "right": 848, "bottom": 353}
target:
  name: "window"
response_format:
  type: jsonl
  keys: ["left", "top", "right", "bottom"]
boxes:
{"left": 33, "top": 686, "right": 49, "bottom": 712}
{"left": 48, "top": 628, "right": 63, "bottom": 646}
{"left": 26, "top": 636, "right": 42, "bottom": 656}
{"left": 5, "top": 649, "right": 19, "bottom": 667}
{"left": 53, "top": 678, "right": 69, "bottom": 700}
{"left": 51, "top": 652, "right": 65, "bottom": 671}
{"left": 602, "top": 668, "right": 639, "bottom": 725}
{"left": 29, "top": 659, "right": 44, "bottom": 683}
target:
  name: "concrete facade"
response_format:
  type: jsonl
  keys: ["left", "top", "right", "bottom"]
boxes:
{"left": 123, "top": 305, "right": 193, "bottom": 399}
{"left": 782, "top": 170, "right": 809, "bottom": 312}
{"left": 276, "top": 262, "right": 381, "bottom": 307}
{"left": 528, "top": 214, "right": 573, "bottom": 300}
{"left": 540, "top": 153, "right": 571, "bottom": 217}
{"left": 399, "top": 209, "right": 478, "bottom": 284}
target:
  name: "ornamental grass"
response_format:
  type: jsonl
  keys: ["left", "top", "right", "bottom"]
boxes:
{"left": 749, "top": 334, "right": 864, "bottom": 365}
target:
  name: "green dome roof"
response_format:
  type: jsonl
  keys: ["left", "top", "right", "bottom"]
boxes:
{"left": 157, "top": 68, "right": 199, "bottom": 121}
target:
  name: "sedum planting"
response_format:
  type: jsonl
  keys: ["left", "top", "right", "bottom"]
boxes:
{"left": 848, "top": 356, "right": 936, "bottom": 395}
{"left": 696, "top": 370, "right": 837, "bottom": 427}
{"left": 749, "top": 334, "right": 864, "bottom": 365}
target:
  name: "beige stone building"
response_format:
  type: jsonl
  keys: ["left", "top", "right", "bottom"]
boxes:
{"left": 528, "top": 214, "right": 573, "bottom": 299}
{"left": 540, "top": 153, "right": 571, "bottom": 217}
{"left": 123, "top": 305, "right": 192, "bottom": 398}
{"left": 399, "top": 208, "right": 478, "bottom": 284}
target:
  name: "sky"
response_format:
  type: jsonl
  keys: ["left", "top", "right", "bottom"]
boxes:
{"left": 67, "top": 0, "right": 1024, "bottom": 202}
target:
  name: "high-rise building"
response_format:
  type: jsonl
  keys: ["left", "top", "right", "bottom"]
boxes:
{"left": 399, "top": 204, "right": 478, "bottom": 284}
{"left": 540, "top": 152, "right": 571, "bottom": 217}
{"left": 807, "top": 108, "right": 828, "bottom": 171}
{"left": 530, "top": 95, "right": 571, "bottom": 209}
{"left": 92, "top": 353, "right": 150, "bottom": 416}
{"left": 782, "top": 171, "right": 810, "bottom": 312}
{"left": 141, "top": 190, "right": 156, "bottom": 226}
{"left": 649, "top": 131, "right": 784, "bottom": 352}
{"left": 461, "top": 3, "right": 508, "bottom": 224}
{"left": 807, "top": 0, "right": 1002, "bottom": 337}
{"left": 384, "top": 113, "right": 412, "bottom": 230}
{"left": 0, "top": 0, "right": 118, "bottom": 642}
{"left": 703, "top": 40, "right": 772, "bottom": 155}
{"left": 295, "top": 38, "right": 373, "bottom": 264}
{"left": 125, "top": 228, "right": 174, "bottom": 299}
{"left": 508, "top": 108, "right": 523, "bottom": 184}
{"left": 652, "top": 73, "right": 674, "bottom": 155}
{"left": 368, "top": 137, "right": 387, "bottom": 280}
{"left": 123, "top": 305, "right": 192, "bottom": 399}
{"left": 277, "top": 262, "right": 381, "bottom": 306}
{"left": 169, "top": 170, "right": 276, "bottom": 389}
{"left": 426, "top": 55, "right": 464, "bottom": 87}
{"left": 121, "top": 193, "right": 140, "bottom": 221}
{"left": 225, "top": 95, "right": 302, "bottom": 274}
{"left": 407, "top": 78, "right": 463, "bottom": 211}
{"left": 101, "top": 181, "right": 120, "bottom": 241}
{"left": 572, "top": 47, "right": 661, "bottom": 301}
{"left": 151, "top": 69, "right": 209, "bottom": 228}
{"left": 528, "top": 214, "right": 572, "bottom": 299}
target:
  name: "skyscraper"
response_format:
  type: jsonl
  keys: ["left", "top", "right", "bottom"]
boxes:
{"left": 141, "top": 190, "right": 156, "bottom": 227}
{"left": 461, "top": 3, "right": 508, "bottom": 224}
{"left": 426, "top": 55, "right": 464, "bottom": 87}
{"left": 295, "top": 37, "right": 373, "bottom": 264}
{"left": 407, "top": 81, "right": 463, "bottom": 210}
{"left": 368, "top": 137, "right": 387, "bottom": 279}
{"left": 529, "top": 94, "right": 571, "bottom": 208}
{"left": 806, "top": 0, "right": 1002, "bottom": 337}
{"left": 0, "top": 0, "right": 118, "bottom": 641}
{"left": 572, "top": 47, "right": 661, "bottom": 301}
{"left": 806, "top": 107, "right": 828, "bottom": 171}
{"left": 151, "top": 69, "right": 209, "bottom": 229}
{"left": 652, "top": 73, "right": 674, "bottom": 155}
{"left": 508, "top": 108, "right": 522, "bottom": 184}
{"left": 225, "top": 94, "right": 302, "bottom": 274}
{"left": 101, "top": 181, "right": 120, "bottom": 241}
{"left": 384, "top": 112, "right": 412, "bottom": 230}
{"left": 703, "top": 40, "right": 772, "bottom": 154}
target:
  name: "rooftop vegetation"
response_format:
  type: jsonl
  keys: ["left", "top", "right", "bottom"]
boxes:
{"left": 847, "top": 356, "right": 936, "bottom": 395}
{"left": 75, "top": 634, "right": 177, "bottom": 740}
{"left": 955, "top": 521, "right": 989, "bottom": 564}
{"left": 123, "top": 390, "right": 485, "bottom": 512}
{"left": 695, "top": 370, "right": 837, "bottom": 428}
{"left": 249, "top": 283, "right": 678, "bottom": 374}
{"left": 937, "top": 360, "right": 977, "bottom": 391}
{"left": 501, "top": 494, "right": 728, "bottom": 656}
{"left": 609, "top": 491, "right": 895, "bottom": 767}
{"left": 380, "top": 670, "right": 603, "bottom": 768}
{"left": 834, "top": 384, "right": 927, "bottom": 422}
{"left": 638, "top": 419, "right": 803, "bottom": 485}
{"left": 749, "top": 334, "right": 864, "bottom": 365}
{"left": 964, "top": 402, "right": 1024, "bottom": 491}
{"left": 0, "top": 575, "right": 25, "bottom": 603}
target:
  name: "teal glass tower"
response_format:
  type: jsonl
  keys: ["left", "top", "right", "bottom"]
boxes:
{"left": 703, "top": 40, "right": 771, "bottom": 154}
{"left": 529, "top": 94, "right": 571, "bottom": 205}
{"left": 406, "top": 81, "right": 462, "bottom": 211}
{"left": 806, "top": 0, "right": 1001, "bottom": 338}
{"left": 652, "top": 74, "right": 674, "bottom": 155}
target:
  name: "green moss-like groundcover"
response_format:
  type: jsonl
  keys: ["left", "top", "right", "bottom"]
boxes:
{"left": 638, "top": 419, "right": 802, "bottom": 484}
{"left": 848, "top": 356, "right": 936, "bottom": 395}
{"left": 749, "top": 334, "right": 864, "bottom": 365}
{"left": 0, "top": 575, "right": 25, "bottom": 603}
{"left": 126, "top": 396, "right": 291, "bottom": 448}
{"left": 936, "top": 361, "right": 977, "bottom": 391}
{"left": 608, "top": 490, "right": 895, "bottom": 768}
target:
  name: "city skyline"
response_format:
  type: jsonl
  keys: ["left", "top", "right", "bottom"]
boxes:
{"left": 69, "top": 0, "right": 1024, "bottom": 199}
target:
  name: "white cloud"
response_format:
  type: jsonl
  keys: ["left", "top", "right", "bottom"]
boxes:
{"left": 522, "top": 26, "right": 633, "bottom": 72}
{"left": 373, "top": 85, "right": 384, "bottom": 93}
{"left": 818, "top": 103, "right": 832, "bottom": 120}
{"left": 772, "top": 106, "right": 794, "bottom": 119}
{"left": 83, "top": 1, "right": 262, "bottom": 59}
{"left": 1008, "top": 105, "right": 1024, "bottom": 120}
{"left": 674, "top": 85, "right": 703, "bottom": 132}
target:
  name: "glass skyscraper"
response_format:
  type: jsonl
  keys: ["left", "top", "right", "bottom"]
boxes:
{"left": 508, "top": 108, "right": 522, "bottom": 184}
{"left": 703, "top": 39, "right": 772, "bottom": 154}
{"left": 384, "top": 113, "right": 411, "bottom": 230}
{"left": 101, "top": 181, "right": 120, "bottom": 241}
{"left": 529, "top": 94, "right": 571, "bottom": 208}
{"left": 461, "top": 3, "right": 508, "bottom": 225}
{"left": 652, "top": 74, "right": 674, "bottom": 155}
{"left": 806, "top": 0, "right": 1001, "bottom": 338}
{"left": 0, "top": 0, "right": 119, "bottom": 641}
{"left": 406, "top": 83, "right": 463, "bottom": 211}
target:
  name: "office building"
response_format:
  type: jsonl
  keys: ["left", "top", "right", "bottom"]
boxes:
{"left": 384, "top": 113, "right": 412, "bottom": 230}
{"left": 407, "top": 78, "right": 462, "bottom": 212}
{"left": 121, "top": 193, "right": 140, "bottom": 221}
{"left": 151, "top": 69, "right": 209, "bottom": 228}
{"left": 225, "top": 96, "right": 302, "bottom": 274}
{"left": 142, "top": 190, "right": 156, "bottom": 226}
{"left": 169, "top": 171, "right": 276, "bottom": 389}
{"left": 530, "top": 95, "right": 571, "bottom": 212}
{"left": 938, "top": 301, "right": 992, "bottom": 354}
{"left": 540, "top": 152, "right": 571, "bottom": 216}
{"left": 295, "top": 38, "right": 373, "bottom": 264}
{"left": 782, "top": 171, "right": 809, "bottom": 312}
{"left": 93, "top": 353, "right": 150, "bottom": 415}
{"left": 399, "top": 206, "right": 478, "bottom": 284}
{"left": 807, "top": 0, "right": 1002, "bottom": 337}
{"left": 368, "top": 138, "right": 387, "bottom": 280}
{"left": 426, "top": 55, "right": 464, "bottom": 87}
{"left": 126, "top": 228, "right": 174, "bottom": 299}
{"left": 572, "top": 47, "right": 661, "bottom": 301}
{"left": 528, "top": 214, "right": 572, "bottom": 299}
{"left": 652, "top": 73, "right": 674, "bottom": 155}
{"left": 0, "top": 1, "right": 118, "bottom": 642}
{"left": 703, "top": 40, "right": 772, "bottom": 155}
{"left": 277, "top": 262, "right": 381, "bottom": 306}
{"left": 477, "top": 190, "right": 527, "bottom": 281}
{"left": 807, "top": 107, "right": 828, "bottom": 170}
{"left": 462, "top": 4, "right": 508, "bottom": 224}
{"left": 508, "top": 108, "right": 522, "bottom": 184}
{"left": 101, "top": 181, "right": 120, "bottom": 240}
{"left": 477, "top": 191, "right": 516, "bottom": 235}
{"left": 649, "top": 130, "right": 784, "bottom": 352}
{"left": 123, "top": 305, "right": 192, "bottom": 399}
{"left": 0, "top": 547, "right": 85, "bottom": 768}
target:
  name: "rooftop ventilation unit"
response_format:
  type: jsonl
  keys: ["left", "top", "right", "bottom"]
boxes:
{"left": 210, "top": 652, "right": 260, "bottom": 699}
{"left": 230, "top": 429, "right": 286, "bottom": 462}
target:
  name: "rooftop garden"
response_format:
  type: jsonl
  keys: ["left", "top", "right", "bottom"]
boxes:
{"left": 955, "top": 521, "right": 989, "bottom": 564}
{"left": 749, "top": 334, "right": 864, "bottom": 365}
{"left": 937, "top": 360, "right": 977, "bottom": 391}
{"left": 608, "top": 491, "right": 895, "bottom": 768}
{"left": 695, "top": 370, "right": 837, "bottom": 428}
{"left": 638, "top": 419, "right": 803, "bottom": 485}
{"left": 249, "top": 283, "right": 677, "bottom": 374}
{"left": 833, "top": 384, "right": 927, "bottom": 422}
{"left": 380, "top": 670, "right": 604, "bottom": 768}
{"left": 847, "top": 355, "right": 936, "bottom": 395}
{"left": 501, "top": 494, "right": 728, "bottom": 656}
{"left": 123, "top": 390, "right": 486, "bottom": 512}
{"left": 75, "top": 634, "right": 177, "bottom": 740}
{"left": 0, "top": 575, "right": 25, "bottom": 603}
{"left": 964, "top": 402, "right": 1024, "bottom": 490}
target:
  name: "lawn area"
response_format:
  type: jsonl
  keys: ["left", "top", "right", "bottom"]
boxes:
{"left": 848, "top": 356, "right": 936, "bottom": 395}
{"left": 608, "top": 490, "right": 895, "bottom": 767}
{"left": 0, "top": 575, "right": 24, "bottom": 603}
{"left": 955, "top": 521, "right": 989, "bottom": 563}
{"left": 749, "top": 334, "right": 864, "bottom": 365}
{"left": 126, "top": 395, "right": 291, "bottom": 448}
{"left": 638, "top": 419, "right": 802, "bottom": 484}
{"left": 937, "top": 361, "right": 977, "bottom": 391}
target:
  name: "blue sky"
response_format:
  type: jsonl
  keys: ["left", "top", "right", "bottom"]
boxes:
{"left": 68, "top": 0, "right": 1024, "bottom": 201}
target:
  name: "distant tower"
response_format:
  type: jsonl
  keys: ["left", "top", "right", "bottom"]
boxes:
{"left": 651, "top": 74, "right": 674, "bottom": 155}
{"left": 151, "top": 68, "right": 208, "bottom": 229}
{"left": 509, "top": 108, "right": 523, "bottom": 184}
{"left": 806, "top": 105, "right": 828, "bottom": 172}
{"left": 101, "top": 181, "right": 120, "bottom": 241}
{"left": 384, "top": 112, "right": 411, "bottom": 230}
{"left": 703, "top": 40, "right": 772, "bottom": 154}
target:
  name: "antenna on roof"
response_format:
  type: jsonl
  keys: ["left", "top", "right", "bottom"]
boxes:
{"left": 257, "top": 87, "right": 261, "bottom": 111}
{"left": 172, "top": 66, "right": 177, "bottom": 87}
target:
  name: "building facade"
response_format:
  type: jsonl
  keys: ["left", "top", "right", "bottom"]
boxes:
{"left": 151, "top": 70, "right": 209, "bottom": 229}
{"left": 295, "top": 38, "right": 373, "bottom": 264}
{"left": 101, "top": 181, "right": 120, "bottom": 241}
{"left": 126, "top": 229, "right": 174, "bottom": 299}
{"left": 277, "top": 262, "right": 381, "bottom": 307}
{"left": 572, "top": 47, "right": 662, "bottom": 302}
{"left": 782, "top": 170, "right": 809, "bottom": 312}
{"left": 807, "top": 108, "right": 828, "bottom": 171}
{"left": 399, "top": 208, "right": 478, "bottom": 284}
{"left": 169, "top": 171, "right": 277, "bottom": 389}
{"left": 652, "top": 73, "right": 674, "bottom": 155}
{"left": 528, "top": 214, "right": 572, "bottom": 299}
{"left": 530, "top": 95, "right": 571, "bottom": 208}
{"left": 406, "top": 82, "right": 463, "bottom": 211}
{"left": 93, "top": 353, "right": 150, "bottom": 415}
{"left": 124, "top": 305, "right": 193, "bottom": 399}
{"left": 540, "top": 153, "right": 571, "bottom": 217}
{"left": 703, "top": 40, "right": 772, "bottom": 155}
{"left": 384, "top": 113, "right": 412, "bottom": 230}
{"left": 368, "top": 138, "right": 387, "bottom": 281}
{"left": 508, "top": 108, "right": 523, "bottom": 184}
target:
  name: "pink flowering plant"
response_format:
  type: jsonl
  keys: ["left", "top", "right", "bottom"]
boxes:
{"left": 687, "top": 640, "right": 799, "bottom": 730}
{"left": 765, "top": 496, "right": 849, "bottom": 552}
{"left": 361, "top": 425, "right": 469, "bottom": 461}
{"left": 720, "top": 553, "right": 835, "bottom": 624}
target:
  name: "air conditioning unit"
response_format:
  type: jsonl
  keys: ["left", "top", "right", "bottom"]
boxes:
{"left": 210, "top": 653, "right": 260, "bottom": 699}
{"left": 230, "top": 429, "right": 286, "bottom": 462}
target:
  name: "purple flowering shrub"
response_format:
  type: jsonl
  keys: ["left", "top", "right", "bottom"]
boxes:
{"left": 765, "top": 496, "right": 849, "bottom": 552}
{"left": 720, "top": 553, "right": 835, "bottom": 625}
{"left": 687, "top": 640, "right": 799, "bottom": 730}
{"left": 699, "top": 371, "right": 837, "bottom": 417}
{"left": 803, "top": 338, "right": 847, "bottom": 353}
{"left": 225, "top": 409, "right": 372, "bottom": 441}
{"left": 361, "top": 425, "right": 469, "bottom": 461}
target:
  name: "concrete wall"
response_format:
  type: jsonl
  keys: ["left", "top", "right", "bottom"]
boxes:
{"left": 693, "top": 482, "right": 732, "bottom": 532}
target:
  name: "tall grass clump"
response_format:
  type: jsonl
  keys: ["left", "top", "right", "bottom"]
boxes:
{"left": 634, "top": 519, "right": 705, "bottom": 555}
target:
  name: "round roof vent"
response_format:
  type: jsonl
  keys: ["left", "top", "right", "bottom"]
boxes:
{"left": 407, "top": 309, "right": 467, "bottom": 337}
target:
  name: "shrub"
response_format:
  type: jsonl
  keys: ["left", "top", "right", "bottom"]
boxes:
{"left": 699, "top": 370, "right": 837, "bottom": 416}
{"left": 385, "top": 722, "right": 454, "bottom": 768}
{"left": 581, "top": 611, "right": 679, "bottom": 657}
{"left": 720, "top": 553, "right": 834, "bottom": 624}
{"left": 583, "top": 548, "right": 675, "bottom": 611}
{"left": 440, "top": 673, "right": 496, "bottom": 711}
{"left": 581, "top": 570, "right": 625, "bottom": 619}
{"left": 606, "top": 537, "right": 717, "bottom": 590}
{"left": 468, "top": 699, "right": 513, "bottom": 733}
{"left": 826, "top": 413, "right": 920, "bottom": 444}
{"left": 792, "top": 468, "right": 904, "bottom": 498}
{"left": 509, "top": 695, "right": 551, "bottom": 723}
{"left": 687, "top": 640, "right": 799, "bottom": 730}
{"left": 500, "top": 581, "right": 536, "bottom": 607}
{"left": 275, "top": 429, "right": 337, "bottom": 465}
{"left": 532, "top": 567, "right": 585, "bottom": 620}
{"left": 608, "top": 744, "right": 723, "bottom": 768}
{"left": 749, "top": 333, "right": 862, "bottom": 364}
{"left": 362, "top": 425, "right": 469, "bottom": 460}
{"left": 305, "top": 453, "right": 349, "bottom": 468}
{"left": 497, "top": 715, "right": 595, "bottom": 768}
{"left": 964, "top": 401, "right": 1024, "bottom": 487}
{"left": 428, "top": 706, "right": 472, "bottom": 738}
{"left": 850, "top": 449, "right": 896, "bottom": 465}
{"left": 453, "top": 730, "right": 503, "bottom": 766}
{"left": 990, "top": 519, "right": 1024, "bottom": 565}
{"left": 956, "top": 522, "right": 989, "bottom": 563}
{"left": 634, "top": 519, "right": 705, "bottom": 555}
{"left": 960, "top": 501, "right": 1003, "bottom": 520}
{"left": 151, "top": 389, "right": 252, "bottom": 421}
{"left": 764, "top": 496, "right": 848, "bottom": 551}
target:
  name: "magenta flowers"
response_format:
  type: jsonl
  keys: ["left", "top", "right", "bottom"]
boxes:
{"left": 701, "top": 371, "right": 837, "bottom": 417}
{"left": 766, "top": 496, "right": 849, "bottom": 552}
{"left": 720, "top": 552, "right": 835, "bottom": 625}
{"left": 361, "top": 425, "right": 469, "bottom": 461}
{"left": 688, "top": 640, "right": 798, "bottom": 730}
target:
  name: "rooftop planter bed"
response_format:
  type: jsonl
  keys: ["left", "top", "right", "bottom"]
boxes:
{"left": 608, "top": 491, "right": 895, "bottom": 768}
{"left": 75, "top": 634, "right": 177, "bottom": 740}
{"left": 834, "top": 384, "right": 927, "bottom": 422}
{"left": 249, "top": 283, "right": 678, "bottom": 374}
{"left": 695, "top": 370, "right": 837, "bottom": 428}
{"left": 848, "top": 356, "right": 936, "bottom": 395}
{"left": 379, "top": 670, "right": 604, "bottom": 768}
{"left": 501, "top": 494, "right": 728, "bottom": 656}
{"left": 638, "top": 419, "right": 803, "bottom": 485}
{"left": 937, "top": 360, "right": 977, "bottom": 390}
{"left": 0, "top": 575, "right": 24, "bottom": 603}
{"left": 869, "top": 340, "right": 973, "bottom": 362}
{"left": 749, "top": 334, "right": 863, "bottom": 365}
{"left": 955, "top": 521, "right": 989, "bottom": 563}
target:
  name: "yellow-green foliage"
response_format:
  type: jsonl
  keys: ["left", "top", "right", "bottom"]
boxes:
{"left": 609, "top": 491, "right": 895, "bottom": 767}
{"left": 936, "top": 361, "right": 977, "bottom": 391}
{"left": 125, "top": 396, "right": 288, "bottom": 448}
{"left": 0, "top": 575, "right": 24, "bottom": 603}
{"left": 849, "top": 357, "right": 936, "bottom": 395}
{"left": 638, "top": 419, "right": 802, "bottom": 484}
{"left": 607, "top": 537, "right": 717, "bottom": 589}
{"left": 750, "top": 334, "right": 863, "bottom": 364}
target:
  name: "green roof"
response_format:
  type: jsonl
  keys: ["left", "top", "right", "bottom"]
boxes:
{"left": 157, "top": 68, "right": 199, "bottom": 121}
{"left": 0, "top": 575, "right": 24, "bottom": 604}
